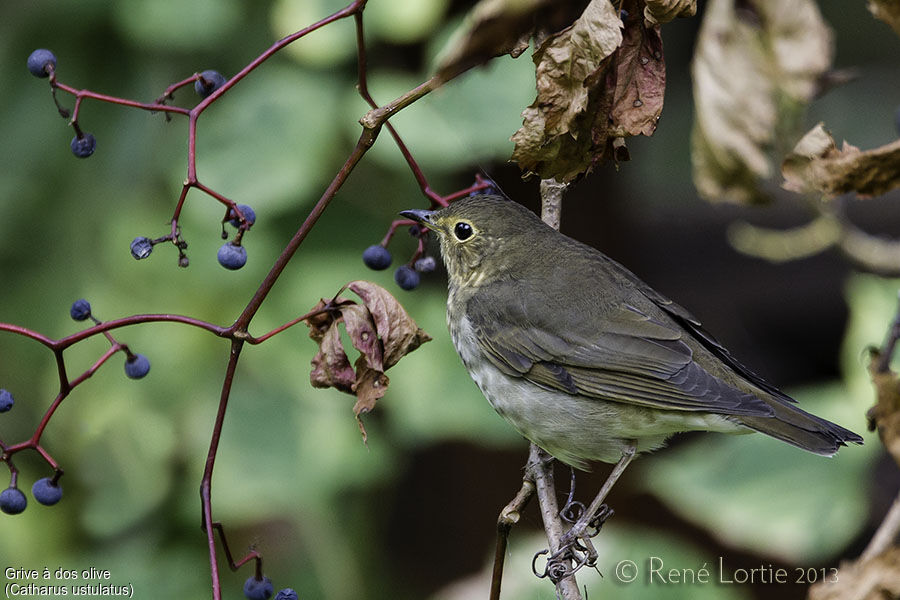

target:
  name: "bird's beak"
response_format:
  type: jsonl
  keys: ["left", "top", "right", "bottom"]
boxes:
{"left": 399, "top": 208, "right": 436, "bottom": 227}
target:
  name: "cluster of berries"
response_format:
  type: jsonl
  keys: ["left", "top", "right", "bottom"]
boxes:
{"left": 362, "top": 244, "right": 436, "bottom": 291}
{"left": 243, "top": 576, "right": 296, "bottom": 600}
{"left": 129, "top": 204, "right": 255, "bottom": 270}
{"left": 362, "top": 182, "right": 500, "bottom": 289}
{"left": 27, "top": 49, "right": 96, "bottom": 158}
{"left": 29, "top": 50, "right": 251, "bottom": 271}
{"left": 0, "top": 471, "right": 62, "bottom": 515}
{"left": 1, "top": 298, "right": 151, "bottom": 516}
{"left": 70, "top": 299, "right": 151, "bottom": 378}
{"left": 0, "top": 390, "right": 58, "bottom": 514}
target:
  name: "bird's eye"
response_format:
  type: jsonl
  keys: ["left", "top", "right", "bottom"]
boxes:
{"left": 454, "top": 222, "right": 473, "bottom": 241}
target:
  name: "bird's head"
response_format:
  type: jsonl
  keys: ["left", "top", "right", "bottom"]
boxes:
{"left": 400, "top": 194, "right": 546, "bottom": 289}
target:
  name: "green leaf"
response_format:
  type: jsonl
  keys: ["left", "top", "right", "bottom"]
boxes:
{"left": 366, "top": 0, "right": 450, "bottom": 45}
{"left": 196, "top": 66, "right": 344, "bottom": 213}
{"left": 112, "top": 0, "right": 243, "bottom": 51}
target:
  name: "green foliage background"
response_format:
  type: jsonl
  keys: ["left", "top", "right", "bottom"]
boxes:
{"left": 0, "top": 1, "right": 898, "bottom": 599}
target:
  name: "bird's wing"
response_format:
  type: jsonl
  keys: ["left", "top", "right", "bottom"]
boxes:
{"left": 466, "top": 290, "right": 774, "bottom": 417}
{"left": 634, "top": 281, "right": 799, "bottom": 405}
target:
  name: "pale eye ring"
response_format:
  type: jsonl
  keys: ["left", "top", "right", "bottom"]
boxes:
{"left": 454, "top": 222, "right": 473, "bottom": 241}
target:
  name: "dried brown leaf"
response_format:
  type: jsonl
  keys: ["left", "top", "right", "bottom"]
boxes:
{"left": 808, "top": 548, "right": 900, "bottom": 600}
{"left": 643, "top": 0, "right": 696, "bottom": 25}
{"left": 435, "top": 0, "right": 591, "bottom": 81}
{"left": 530, "top": 0, "right": 621, "bottom": 136}
{"left": 782, "top": 123, "right": 900, "bottom": 198}
{"left": 869, "top": 0, "right": 900, "bottom": 37}
{"left": 347, "top": 281, "right": 432, "bottom": 369}
{"left": 351, "top": 356, "right": 391, "bottom": 445}
{"left": 691, "top": 0, "right": 833, "bottom": 204}
{"left": 510, "top": 0, "right": 623, "bottom": 181}
{"left": 305, "top": 298, "right": 334, "bottom": 342}
{"left": 869, "top": 368, "right": 900, "bottom": 469}
{"left": 511, "top": 0, "right": 677, "bottom": 181}
{"left": 341, "top": 303, "right": 384, "bottom": 372}
{"left": 305, "top": 282, "right": 431, "bottom": 443}
{"left": 610, "top": 0, "right": 665, "bottom": 138}
{"left": 309, "top": 322, "right": 356, "bottom": 393}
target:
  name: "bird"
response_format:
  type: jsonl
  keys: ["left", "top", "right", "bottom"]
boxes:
{"left": 400, "top": 194, "right": 863, "bottom": 470}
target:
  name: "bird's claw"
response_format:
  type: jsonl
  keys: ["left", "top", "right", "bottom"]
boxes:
{"left": 532, "top": 503, "right": 614, "bottom": 582}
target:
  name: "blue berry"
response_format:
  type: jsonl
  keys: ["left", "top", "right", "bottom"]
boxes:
{"left": 70, "top": 133, "right": 96, "bottom": 158}
{"left": 362, "top": 245, "right": 392, "bottom": 270}
{"left": 394, "top": 265, "right": 420, "bottom": 290}
{"left": 274, "top": 590, "right": 298, "bottom": 600}
{"left": 27, "top": 49, "right": 57, "bottom": 78}
{"left": 124, "top": 354, "right": 151, "bottom": 379}
{"left": 470, "top": 180, "right": 499, "bottom": 197}
{"left": 0, "top": 389, "right": 14, "bottom": 413}
{"left": 0, "top": 487, "right": 27, "bottom": 515}
{"left": 228, "top": 204, "right": 256, "bottom": 228}
{"left": 70, "top": 299, "right": 92, "bottom": 321}
{"left": 195, "top": 70, "right": 227, "bottom": 99}
{"left": 217, "top": 243, "right": 247, "bottom": 270}
{"left": 243, "top": 575, "right": 274, "bottom": 600}
{"left": 130, "top": 237, "right": 153, "bottom": 260}
{"left": 32, "top": 478, "right": 63, "bottom": 506}
{"left": 414, "top": 256, "right": 436, "bottom": 273}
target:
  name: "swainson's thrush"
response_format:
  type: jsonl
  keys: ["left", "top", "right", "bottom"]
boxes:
{"left": 401, "top": 195, "right": 862, "bottom": 469}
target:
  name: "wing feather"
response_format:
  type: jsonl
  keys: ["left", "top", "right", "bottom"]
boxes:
{"left": 466, "top": 288, "right": 774, "bottom": 417}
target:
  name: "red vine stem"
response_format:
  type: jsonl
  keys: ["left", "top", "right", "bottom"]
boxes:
{"left": 4, "top": 1, "right": 487, "bottom": 598}
{"left": 201, "top": 339, "right": 244, "bottom": 598}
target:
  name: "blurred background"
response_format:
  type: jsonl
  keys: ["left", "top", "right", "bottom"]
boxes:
{"left": 0, "top": 1, "right": 898, "bottom": 598}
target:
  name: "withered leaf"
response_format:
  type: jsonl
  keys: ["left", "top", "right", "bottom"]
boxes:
{"left": 691, "top": 0, "right": 833, "bottom": 204}
{"left": 341, "top": 303, "right": 384, "bottom": 372}
{"left": 306, "top": 298, "right": 334, "bottom": 342}
{"left": 347, "top": 280, "right": 432, "bottom": 369}
{"left": 511, "top": 0, "right": 676, "bottom": 181}
{"left": 609, "top": 0, "right": 665, "bottom": 139}
{"left": 309, "top": 322, "right": 356, "bottom": 393}
{"left": 510, "top": 0, "right": 623, "bottom": 181}
{"left": 643, "top": 0, "right": 697, "bottom": 25}
{"left": 868, "top": 0, "right": 900, "bottom": 37}
{"left": 434, "top": 0, "right": 591, "bottom": 82}
{"left": 807, "top": 546, "right": 900, "bottom": 600}
{"left": 782, "top": 123, "right": 900, "bottom": 198}
{"left": 305, "top": 281, "right": 431, "bottom": 443}
{"left": 351, "top": 356, "right": 391, "bottom": 445}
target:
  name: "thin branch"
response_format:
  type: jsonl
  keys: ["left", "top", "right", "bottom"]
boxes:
{"left": 539, "top": 179, "right": 567, "bottom": 230}
{"left": 529, "top": 179, "right": 582, "bottom": 600}
{"left": 359, "top": 76, "right": 443, "bottom": 131}
{"left": 201, "top": 338, "right": 245, "bottom": 600}
{"left": 876, "top": 292, "right": 900, "bottom": 374}
{"left": 51, "top": 81, "right": 191, "bottom": 116}
{"left": 528, "top": 445, "right": 583, "bottom": 600}
{"left": 491, "top": 475, "right": 536, "bottom": 600}
{"left": 862, "top": 491, "right": 900, "bottom": 560}
{"left": 55, "top": 314, "right": 227, "bottom": 350}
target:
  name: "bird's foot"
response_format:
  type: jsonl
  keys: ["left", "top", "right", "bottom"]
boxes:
{"left": 532, "top": 503, "right": 614, "bottom": 582}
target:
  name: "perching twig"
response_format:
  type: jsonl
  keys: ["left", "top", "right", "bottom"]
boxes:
{"left": 491, "top": 473, "right": 536, "bottom": 600}
{"left": 862, "top": 493, "right": 900, "bottom": 561}
{"left": 529, "top": 181, "right": 584, "bottom": 600}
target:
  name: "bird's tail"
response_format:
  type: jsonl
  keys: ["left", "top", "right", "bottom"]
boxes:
{"left": 733, "top": 398, "right": 864, "bottom": 456}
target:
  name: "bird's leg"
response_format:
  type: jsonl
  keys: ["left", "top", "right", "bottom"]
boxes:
{"left": 556, "top": 445, "right": 636, "bottom": 562}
